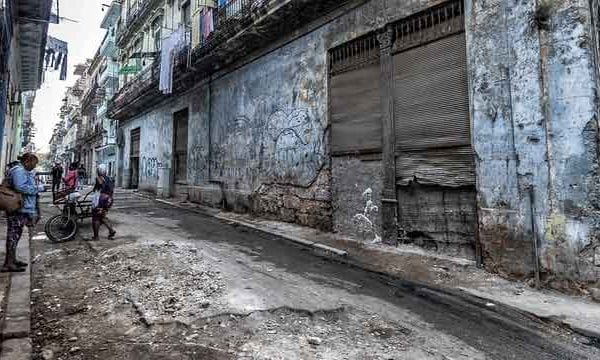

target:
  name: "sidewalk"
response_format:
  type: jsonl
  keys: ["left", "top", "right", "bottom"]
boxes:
{"left": 144, "top": 194, "right": 600, "bottom": 340}
{"left": 0, "top": 218, "right": 40, "bottom": 360}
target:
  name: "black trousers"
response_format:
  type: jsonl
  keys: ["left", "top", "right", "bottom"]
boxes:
{"left": 52, "top": 177, "right": 61, "bottom": 193}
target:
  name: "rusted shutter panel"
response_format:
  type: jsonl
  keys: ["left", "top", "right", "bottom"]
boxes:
{"left": 396, "top": 146, "right": 475, "bottom": 187}
{"left": 130, "top": 128, "right": 141, "bottom": 157}
{"left": 393, "top": 34, "right": 470, "bottom": 151}
{"left": 330, "top": 61, "right": 382, "bottom": 154}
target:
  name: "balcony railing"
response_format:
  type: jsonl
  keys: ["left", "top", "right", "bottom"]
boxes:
{"left": 192, "top": 0, "right": 272, "bottom": 59}
{"left": 109, "top": 59, "right": 160, "bottom": 113}
{"left": 99, "top": 61, "right": 119, "bottom": 86}
{"left": 117, "top": 0, "right": 161, "bottom": 47}
{"left": 81, "top": 78, "right": 99, "bottom": 111}
{"left": 109, "top": 0, "right": 345, "bottom": 119}
{"left": 99, "top": 30, "right": 117, "bottom": 57}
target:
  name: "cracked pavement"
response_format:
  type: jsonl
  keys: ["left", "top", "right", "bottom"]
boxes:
{"left": 30, "top": 191, "right": 600, "bottom": 359}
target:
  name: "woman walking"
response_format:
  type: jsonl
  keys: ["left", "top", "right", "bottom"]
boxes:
{"left": 89, "top": 164, "right": 116, "bottom": 241}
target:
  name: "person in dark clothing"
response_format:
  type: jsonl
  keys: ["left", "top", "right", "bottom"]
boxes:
{"left": 88, "top": 164, "right": 116, "bottom": 241}
{"left": 51, "top": 161, "right": 63, "bottom": 193}
{"left": 77, "top": 164, "right": 86, "bottom": 189}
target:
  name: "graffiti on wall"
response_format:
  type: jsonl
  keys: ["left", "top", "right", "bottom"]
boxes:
{"left": 210, "top": 101, "right": 324, "bottom": 189}
{"left": 264, "top": 108, "right": 322, "bottom": 184}
{"left": 353, "top": 188, "right": 381, "bottom": 244}
{"left": 189, "top": 144, "right": 208, "bottom": 183}
{"left": 141, "top": 156, "right": 162, "bottom": 180}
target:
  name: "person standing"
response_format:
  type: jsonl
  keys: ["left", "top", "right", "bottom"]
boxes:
{"left": 77, "top": 164, "right": 86, "bottom": 189}
{"left": 2, "top": 153, "right": 44, "bottom": 272}
{"left": 63, "top": 163, "right": 78, "bottom": 190}
{"left": 89, "top": 164, "right": 116, "bottom": 241}
{"left": 51, "top": 161, "right": 63, "bottom": 193}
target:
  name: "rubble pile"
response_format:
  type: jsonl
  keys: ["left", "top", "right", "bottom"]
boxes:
{"left": 93, "top": 242, "right": 224, "bottom": 322}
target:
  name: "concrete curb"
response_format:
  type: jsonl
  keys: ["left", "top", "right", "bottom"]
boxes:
{"left": 0, "top": 227, "right": 40, "bottom": 360}
{"left": 140, "top": 193, "right": 600, "bottom": 340}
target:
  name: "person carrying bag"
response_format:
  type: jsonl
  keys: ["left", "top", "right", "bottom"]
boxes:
{"left": 1, "top": 154, "right": 45, "bottom": 272}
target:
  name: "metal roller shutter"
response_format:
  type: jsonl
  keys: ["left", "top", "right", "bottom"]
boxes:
{"left": 330, "top": 61, "right": 382, "bottom": 154}
{"left": 393, "top": 34, "right": 470, "bottom": 151}
{"left": 130, "top": 128, "right": 141, "bottom": 157}
{"left": 393, "top": 31, "right": 476, "bottom": 257}
{"left": 329, "top": 33, "right": 382, "bottom": 155}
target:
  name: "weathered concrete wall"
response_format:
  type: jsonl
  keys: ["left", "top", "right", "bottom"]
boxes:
{"left": 467, "top": 0, "right": 600, "bottom": 283}
{"left": 187, "top": 27, "right": 331, "bottom": 229}
{"left": 332, "top": 157, "right": 383, "bottom": 242}
{"left": 118, "top": 0, "right": 600, "bottom": 284}
{"left": 119, "top": 0, "right": 464, "bottom": 232}
{"left": 186, "top": 0, "right": 447, "bottom": 231}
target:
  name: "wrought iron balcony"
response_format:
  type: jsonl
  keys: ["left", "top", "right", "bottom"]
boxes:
{"left": 80, "top": 78, "right": 99, "bottom": 111}
{"left": 99, "top": 61, "right": 119, "bottom": 84}
{"left": 108, "top": 0, "right": 347, "bottom": 120}
{"left": 99, "top": 30, "right": 117, "bottom": 58}
{"left": 116, "top": 0, "right": 162, "bottom": 48}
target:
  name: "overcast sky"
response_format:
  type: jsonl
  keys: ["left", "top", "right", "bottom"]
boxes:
{"left": 32, "top": 0, "right": 108, "bottom": 153}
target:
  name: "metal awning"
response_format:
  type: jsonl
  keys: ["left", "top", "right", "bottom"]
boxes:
{"left": 17, "top": 0, "right": 53, "bottom": 91}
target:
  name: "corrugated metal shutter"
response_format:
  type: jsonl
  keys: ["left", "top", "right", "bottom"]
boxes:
{"left": 393, "top": 34, "right": 470, "bottom": 151}
{"left": 396, "top": 146, "right": 475, "bottom": 187}
{"left": 329, "top": 33, "right": 381, "bottom": 155}
{"left": 330, "top": 61, "right": 382, "bottom": 154}
{"left": 393, "top": 31, "right": 476, "bottom": 257}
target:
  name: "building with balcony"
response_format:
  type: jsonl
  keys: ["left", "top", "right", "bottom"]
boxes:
{"left": 94, "top": 0, "right": 122, "bottom": 178}
{"left": 102, "top": 0, "right": 600, "bottom": 287}
{"left": 1, "top": 0, "right": 53, "bottom": 171}
{"left": 55, "top": 65, "right": 89, "bottom": 166}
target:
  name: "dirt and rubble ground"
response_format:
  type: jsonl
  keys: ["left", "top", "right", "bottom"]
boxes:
{"left": 29, "top": 191, "right": 600, "bottom": 359}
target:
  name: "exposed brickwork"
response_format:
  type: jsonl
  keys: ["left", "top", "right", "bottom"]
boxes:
{"left": 252, "top": 169, "right": 333, "bottom": 231}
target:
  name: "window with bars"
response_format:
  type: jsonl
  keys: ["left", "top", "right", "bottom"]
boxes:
{"left": 329, "top": 33, "right": 380, "bottom": 76}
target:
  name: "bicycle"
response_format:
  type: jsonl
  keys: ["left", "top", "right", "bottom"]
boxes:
{"left": 44, "top": 188, "right": 93, "bottom": 242}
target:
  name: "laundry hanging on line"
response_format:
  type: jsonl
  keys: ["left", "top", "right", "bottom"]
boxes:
{"left": 199, "top": 7, "right": 215, "bottom": 43}
{"left": 45, "top": 36, "right": 68, "bottom": 81}
{"left": 159, "top": 27, "right": 185, "bottom": 95}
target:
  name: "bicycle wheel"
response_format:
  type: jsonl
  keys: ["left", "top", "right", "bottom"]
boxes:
{"left": 45, "top": 214, "right": 78, "bottom": 242}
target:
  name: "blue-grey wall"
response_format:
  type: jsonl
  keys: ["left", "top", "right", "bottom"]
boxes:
{"left": 118, "top": 0, "right": 600, "bottom": 283}
{"left": 467, "top": 0, "right": 600, "bottom": 282}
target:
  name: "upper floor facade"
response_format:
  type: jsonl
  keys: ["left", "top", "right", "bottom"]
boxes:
{"left": 108, "top": 0, "right": 345, "bottom": 120}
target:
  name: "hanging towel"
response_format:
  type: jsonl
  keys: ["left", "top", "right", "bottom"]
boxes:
{"left": 54, "top": 52, "right": 63, "bottom": 71}
{"left": 159, "top": 27, "right": 184, "bottom": 94}
{"left": 60, "top": 51, "right": 68, "bottom": 81}
{"left": 46, "top": 36, "right": 69, "bottom": 80}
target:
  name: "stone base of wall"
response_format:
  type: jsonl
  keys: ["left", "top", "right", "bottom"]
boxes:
{"left": 479, "top": 209, "right": 600, "bottom": 291}
{"left": 188, "top": 169, "right": 332, "bottom": 231}
{"left": 252, "top": 170, "right": 332, "bottom": 232}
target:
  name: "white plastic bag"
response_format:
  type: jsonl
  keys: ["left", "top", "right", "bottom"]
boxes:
{"left": 91, "top": 191, "right": 100, "bottom": 209}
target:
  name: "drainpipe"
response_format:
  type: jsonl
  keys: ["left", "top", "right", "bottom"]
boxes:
{"left": 529, "top": 185, "right": 541, "bottom": 289}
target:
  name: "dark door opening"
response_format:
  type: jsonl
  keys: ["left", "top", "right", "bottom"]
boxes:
{"left": 130, "top": 128, "right": 141, "bottom": 189}
{"left": 173, "top": 109, "right": 189, "bottom": 185}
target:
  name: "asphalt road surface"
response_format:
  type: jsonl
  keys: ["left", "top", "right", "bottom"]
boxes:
{"left": 30, "top": 191, "right": 600, "bottom": 360}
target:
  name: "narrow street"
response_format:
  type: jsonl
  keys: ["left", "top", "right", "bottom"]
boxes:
{"left": 29, "top": 190, "right": 600, "bottom": 360}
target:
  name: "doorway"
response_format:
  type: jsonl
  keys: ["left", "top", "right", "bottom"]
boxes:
{"left": 130, "top": 128, "right": 141, "bottom": 189}
{"left": 173, "top": 108, "right": 189, "bottom": 187}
